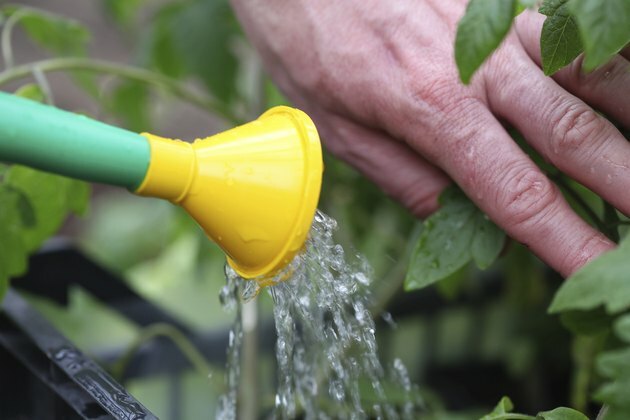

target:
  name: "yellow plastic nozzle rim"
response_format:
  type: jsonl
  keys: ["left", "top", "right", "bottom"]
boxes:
{"left": 227, "top": 106, "right": 323, "bottom": 280}
{"left": 135, "top": 106, "right": 323, "bottom": 281}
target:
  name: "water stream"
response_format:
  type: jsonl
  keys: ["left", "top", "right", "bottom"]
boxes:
{"left": 217, "top": 211, "right": 422, "bottom": 419}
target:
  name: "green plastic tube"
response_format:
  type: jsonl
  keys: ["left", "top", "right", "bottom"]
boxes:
{"left": 0, "top": 92, "right": 150, "bottom": 190}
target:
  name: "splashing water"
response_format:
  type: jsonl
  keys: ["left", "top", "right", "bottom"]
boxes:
{"left": 216, "top": 275, "right": 243, "bottom": 419}
{"left": 217, "top": 211, "right": 422, "bottom": 419}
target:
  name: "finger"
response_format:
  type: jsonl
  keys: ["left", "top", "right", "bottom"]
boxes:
{"left": 313, "top": 110, "right": 451, "bottom": 218}
{"left": 262, "top": 70, "right": 452, "bottom": 218}
{"left": 486, "top": 44, "right": 630, "bottom": 220}
{"left": 516, "top": 11, "right": 630, "bottom": 128}
{"left": 405, "top": 99, "right": 615, "bottom": 276}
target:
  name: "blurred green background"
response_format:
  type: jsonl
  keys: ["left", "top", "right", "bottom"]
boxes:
{"left": 0, "top": 0, "right": 581, "bottom": 418}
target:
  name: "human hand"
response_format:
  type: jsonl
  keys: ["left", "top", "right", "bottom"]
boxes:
{"left": 230, "top": 0, "right": 630, "bottom": 277}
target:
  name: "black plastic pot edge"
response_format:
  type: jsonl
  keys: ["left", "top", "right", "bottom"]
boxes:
{"left": 1, "top": 289, "right": 158, "bottom": 420}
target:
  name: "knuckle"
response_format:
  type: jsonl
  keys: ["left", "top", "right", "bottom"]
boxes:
{"left": 408, "top": 76, "right": 455, "bottom": 112}
{"left": 407, "top": 74, "right": 482, "bottom": 122}
{"left": 496, "top": 164, "right": 559, "bottom": 230}
{"left": 549, "top": 99, "right": 603, "bottom": 155}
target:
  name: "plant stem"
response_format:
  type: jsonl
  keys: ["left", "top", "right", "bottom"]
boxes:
{"left": 602, "top": 201, "right": 620, "bottom": 243}
{"left": 0, "top": 7, "right": 30, "bottom": 69}
{"left": 370, "top": 222, "right": 423, "bottom": 317}
{"left": 0, "top": 57, "right": 241, "bottom": 124}
{"left": 31, "top": 65, "right": 54, "bottom": 105}
{"left": 551, "top": 174, "right": 607, "bottom": 234}
{"left": 1, "top": 5, "right": 66, "bottom": 69}
{"left": 110, "top": 323, "right": 212, "bottom": 383}
{"left": 370, "top": 256, "right": 408, "bottom": 317}
{"left": 570, "top": 335, "right": 600, "bottom": 413}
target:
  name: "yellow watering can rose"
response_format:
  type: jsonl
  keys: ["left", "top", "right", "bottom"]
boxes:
{"left": 0, "top": 93, "right": 323, "bottom": 280}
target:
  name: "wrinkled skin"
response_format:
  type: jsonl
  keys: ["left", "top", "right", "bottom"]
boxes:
{"left": 231, "top": 0, "right": 630, "bottom": 277}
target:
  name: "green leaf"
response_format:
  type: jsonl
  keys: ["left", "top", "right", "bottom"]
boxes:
{"left": 0, "top": 164, "right": 89, "bottom": 301}
{"left": 405, "top": 189, "right": 476, "bottom": 291}
{"left": 603, "top": 407, "right": 630, "bottom": 420}
{"left": 593, "top": 346, "right": 630, "bottom": 415}
{"left": 0, "top": 187, "right": 29, "bottom": 302}
{"left": 471, "top": 212, "right": 505, "bottom": 268}
{"left": 103, "top": 0, "right": 146, "bottom": 25}
{"left": 66, "top": 180, "right": 90, "bottom": 216}
{"left": 0, "top": 188, "right": 29, "bottom": 274}
{"left": 405, "top": 187, "right": 505, "bottom": 291}
{"left": 141, "top": 3, "right": 187, "bottom": 78}
{"left": 596, "top": 347, "right": 630, "bottom": 379}
{"left": 480, "top": 396, "right": 514, "bottom": 419}
{"left": 435, "top": 264, "right": 469, "bottom": 300}
{"left": 11, "top": 187, "right": 36, "bottom": 228}
{"left": 70, "top": 70, "right": 100, "bottom": 99}
{"left": 568, "top": 0, "right": 630, "bottom": 71}
{"left": 536, "top": 407, "right": 589, "bottom": 420}
{"left": 455, "top": 0, "right": 519, "bottom": 84}
{"left": 596, "top": 347, "right": 630, "bottom": 388}
{"left": 5, "top": 166, "right": 89, "bottom": 251}
{"left": 614, "top": 314, "right": 630, "bottom": 343}
{"left": 0, "top": 274, "right": 7, "bottom": 303}
{"left": 559, "top": 308, "right": 613, "bottom": 335}
{"left": 594, "top": 376, "right": 630, "bottom": 409}
{"left": 5, "top": 167, "right": 67, "bottom": 251}
{"left": 14, "top": 84, "right": 45, "bottom": 102}
{"left": 540, "top": 0, "right": 568, "bottom": 16}
{"left": 109, "top": 80, "right": 151, "bottom": 132}
{"left": 539, "top": 0, "right": 583, "bottom": 75}
{"left": 8, "top": 7, "right": 90, "bottom": 57}
{"left": 169, "top": 0, "right": 239, "bottom": 102}
{"left": 549, "top": 234, "right": 630, "bottom": 314}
